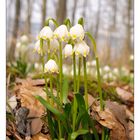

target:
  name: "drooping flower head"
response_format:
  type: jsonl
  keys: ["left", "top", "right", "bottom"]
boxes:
{"left": 103, "top": 65, "right": 110, "bottom": 72}
{"left": 70, "top": 24, "right": 84, "bottom": 41}
{"left": 74, "top": 41, "right": 90, "bottom": 57}
{"left": 54, "top": 25, "right": 69, "bottom": 41}
{"left": 20, "top": 35, "right": 29, "bottom": 44}
{"left": 44, "top": 59, "right": 59, "bottom": 74}
{"left": 63, "top": 44, "right": 73, "bottom": 58}
{"left": 34, "top": 40, "right": 43, "bottom": 55}
{"left": 50, "top": 38, "right": 59, "bottom": 51}
{"left": 38, "top": 26, "right": 53, "bottom": 40}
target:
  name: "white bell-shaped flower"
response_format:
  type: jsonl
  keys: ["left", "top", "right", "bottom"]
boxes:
{"left": 44, "top": 59, "right": 59, "bottom": 74}
{"left": 20, "top": 35, "right": 28, "bottom": 44}
{"left": 103, "top": 65, "right": 110, "bottom": 72}
{"left": 130, "top": 54, "right": 134, "bottom": 60}
{"left": 70, "top": 24, "right": 84, "bottom": 40}
{"left": 50, "top": 38, "right": 59, "bottom": 51}
{"left": 34, "top": 40, "right": 43, "bottom": 55}
{"left": 38, "top": 26, "right": 53, "bottom": 40}
{"left": 54, "top": 25, "right": 69, "bottom": 41}
{"left": 63, "top": 44, "right": 73, "bottom": 58}
{"left": 74, "top": 41, "right": 90, "bottom": 57}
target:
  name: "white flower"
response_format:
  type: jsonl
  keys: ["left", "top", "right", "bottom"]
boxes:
{"left": 16, "top": 42, "right": 21, "bottom": 48}
{"left": 113, "top": 68, "right": 119, "bottom": 75}
{"left": 50, "top": 38, "right": 59, "bottom": 51}
{"left": 103, "top": 65, "right": 110, "bottom": 72}
{"left": 70, "top": 24, "right": 84, "bottom": 40}
{"left": 20, "top": 35, "right": 28, "bottom": 44}
{"left": 54, "top": 25, "right": 69, "bottom": 41}
{"left": 63, "top": 44, "right": 73, "bottom": 58}
{"left": 130, "top": 54, "right": 134, "bottom": 60}
{"left": 74, "top": 41, "right": 90, "bottom": 57}
{"left": 91, "top": 60, "right": 96, "bottom": 66}
{"left": 34, "top": 40, "right": 43, "bottom": 55}
{"left": 103, "top": 74, "right": 108, "bottom": 80}
{"left": 44, "top": 59, "right": 59, "bottom": 73}
{"left": 38, "top": 26, "right": 53, "bottom": 40}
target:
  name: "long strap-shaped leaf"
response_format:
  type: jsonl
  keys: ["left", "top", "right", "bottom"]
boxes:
{"left": 35, "top": 95, "right": 65, "bottom": 121}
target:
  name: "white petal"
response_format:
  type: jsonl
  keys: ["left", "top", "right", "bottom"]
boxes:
{"left": 44, "top": 59, "right": 59, "bottom": 73}
{"left": 39, "top": 26, "right": 53, "bottom": 40}
{"left": 63, "top": 44, "right": 73, "bottom": 58}
{"left": 54, "top": 25, "right": 69, "bottom": 41}
{"left": 70, "top": 24, "right": 84, "bottom": 40}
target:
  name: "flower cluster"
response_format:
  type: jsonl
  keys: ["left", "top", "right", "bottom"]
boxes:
{"left": 34, "top": 23, "right": 90, "bottom": 74}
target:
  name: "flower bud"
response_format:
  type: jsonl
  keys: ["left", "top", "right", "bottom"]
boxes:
{"left": 63, "top": 44, "right": 73, "bottom": 58}
{"left": 54, "top": 25, "right": 69, "bottom": 41}
{"left": 74, "top": 41, "right": 90, "bottom": 57}
{"left": 44, "top": 59, "right": 59, "bottom": 74}
{"left": 70, "top": 24, "right": 84, "bottom": 40}
{"left": 38, "top": 26, "right": 53, "bottom": 40}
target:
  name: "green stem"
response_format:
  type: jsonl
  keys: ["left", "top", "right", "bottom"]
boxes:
{"left": 58, "top": 120, "right": 62, "bottom": 139}
{"left": 47, "top": 40, "right": 51, "bottom": 59}
{"left": 72, "top": 52, "right": 77, "bottom": 132}
{"left": 59, "top": 42, "right": 63, "bottom": 104}
{"left": 77, "top": 57, "right": 81, "bottom": 92}
{"left": 49, "top": 75, "right": 54, "bottom": 105}
{"left": 101, "top": 127, "right": 105, "bottom": 140}
{"left": 85, "top": 32, "right": 103, "bottom": 110}
{"left": 83, "top": 57, "right": 88, "bottom": 110}
{"left": 73, "top": 52, "right": 77, "bottom": 93}
{"left": 40, "top": 38, "right": 49, "bottom": 102}
{"left": 85, "top": 32, "right": 104, "bottom": 139}
{"left": 96, "top": 57, "right": 103, "bottom": 110}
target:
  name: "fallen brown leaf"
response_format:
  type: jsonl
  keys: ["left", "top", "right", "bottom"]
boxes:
{"left": 116, "top": 87, "right": 133, "bottom": 103}
{"left": 91, "top": 100, "right": 130, "bottom": 140}
{"left": 31, "top": 133, "right": 51, "bottom": 140}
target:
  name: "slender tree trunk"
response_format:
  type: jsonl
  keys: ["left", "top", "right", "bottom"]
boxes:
{"left": 126, "top": 0, "right": 132, "bottom": 53}
{"left": 82, "top": 0, "right": 88, "bottom": 19}
{"left": 72, "top": 0, "right": 78, "bottom": 25}
{"left": 26, "top": 0, "right": 32, "bottom": 34}
{"left": 41, "top": 0, "right": 47, "bottom": 27}
{"left": 94, "top": 0, "right": 101, "bottom": 39}
{"left": 56, "top": 0, "right": 67, "bottom": 24}
{"left": 9, "top": 0, "right": 21, "bottom": 61}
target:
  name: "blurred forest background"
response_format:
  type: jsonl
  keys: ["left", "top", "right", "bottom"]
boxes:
{"left": 6, "top": 0, "right": 134, "bottom": 68}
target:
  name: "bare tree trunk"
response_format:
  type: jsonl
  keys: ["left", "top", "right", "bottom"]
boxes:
{"left": 126, "top": 0, "right": 132, "bottom": 53}
{"left": 82, "top": 0, "right": 88, "bottom": 19}
{"left": 56, "top": 0, "right": 67, "bottom": 24}
{"left": 26, "top": 0, "right": 32, "bottom": 34}
{"left": 122, "top": 0, "right": 132, "bottom": 66}
{"left": 112, "top": 0, "right": 117, "bottom": 29}
{"left": 94, "top": 0, "right": 101, "bottom": 39}
{"left": 41, "top": 0, "right": 47, "bottom": 27}
{"left": 9, "top": 0, "right": 21, "bottom": 61}
{"left": 72, "top": 0, "right": 78, "bottom": 25}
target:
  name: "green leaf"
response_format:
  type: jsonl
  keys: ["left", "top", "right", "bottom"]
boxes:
{"left": 89, "top": 119, "right": 99, "bottom": 140}
{"left": 71, "top": 129, "right": 89, "bottom": 140}
{"left": 43, "top": 88, "right": 62, "bottom": 108}
{"left": 35, "top": 95, "right": 65, "bottom": 121}
{"left": 62, "top": 76, "right": 69, "bottom": 104}
{"left": 75, "top": 93, "right": 86, "bottom": 111}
